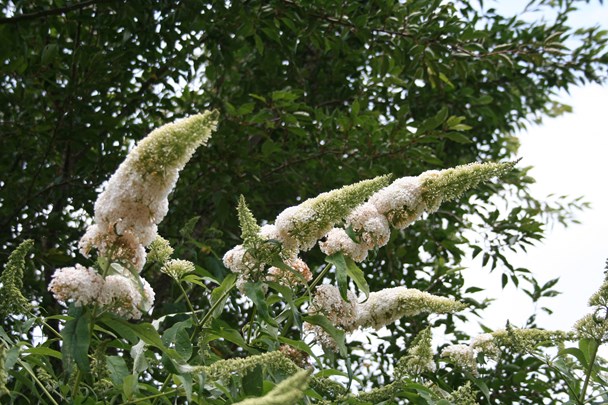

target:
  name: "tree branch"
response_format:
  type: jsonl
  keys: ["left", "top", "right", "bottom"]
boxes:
{"left": 0, "top": 0, "right": 111, "bottom": 24}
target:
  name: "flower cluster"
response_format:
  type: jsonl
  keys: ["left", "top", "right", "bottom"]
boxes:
{"left": 0, "top": 239, "right": 34, "bottom": 318}
{"left": 49, "top": 112, "right": 218, "bottom": 319}
{"left": 267, "top": 257, "right": 313, "bottom": 287}
{"left": 48, "top": 264, "right": 155, "bottom": 320}
{"left": 274, "top": 175, "right": 391, "bottom": 252}
{"left": 441, "top": 344, "right": 478, "bottom": 376}
{"left": 304, "top": 285, "right": 358, "bottom": 349}
{"left": 354, "top": 286, "right": 466, "bottom": 330}
{"left": 306, "top": 285, "right": 464, "bottom": 348}
{"left": 321, "top": 161, "right": 515, "bottom": 262}
{"left": 161, "top": 259, "right": 195, "bottom": 280}
{"left": 396, "top": 327, "right": 436, "bottom": 377}
{"left": 440, "top": 326, "right": 574, "bottom": 375}
{"left": 448, "top": 382, "right": 479, "bottom": 405}
{"left": 79, "top": 111, "right": 218, "bottom": 272}
{"left": 233, "top": 370, "right": 310, "bottom": 405}
{"left": 223, "top": 177, "right": 389, "bottom": 285}
{"left": 310, "top": 285, "right": 358, "bottom": 331}
{"left": 147, "top": 236, "right": 174, "bottom": 264}
{"left": 575, "top": 273, "right": 608, "bottom": 342}
{"left": 223, "top": 161, "right": 514, "bottom": 310}
{"left": 0, "top": 343, "right": 9, "bottom": 397}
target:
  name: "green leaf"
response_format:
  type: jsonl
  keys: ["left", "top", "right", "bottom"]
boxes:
{"left": 559, "top": 347, "right": 588, "bottom": 369}
{"left": 419, "top": 106, "right": 449, "bottom": 132}
{"left": 102, "top": 316, "right": 165, "bottom": 351}
{"left": 22, "top": 347, "right": 62, "bottom": 359}
{"left": 303, "top": 314, "right": 346, "bottom": 356}
{"left": 123, "top": 373, "right": 138, "bottom": 400}
{"left": 107, "top": 355, "right": 130, "bottom": 387}
{"left": 344, "top": 256, "right": 369, "bottom": 300}
{"left": 325, "top": 253, "right": 349, "bottom": 302}
{"left": 474, "top": 94, "right": 494, "bottom": 105}
{"left": 351, "top": 99, "right": 360, "bottom": 115}
{"left": 176, "top": 373, "right": 193, "bottom": 401}
{"left": 579, "top": 337, "right": 598, "bottom": 366}
{"left": 61, "top": 306, "right": 91, "bottom": 373}
{"left": 210, "top": 273, "right": 237, "bottom": 319}
{"left": 162, "top": 319, "right": 193, "bottom": 361}
{"left": 244, "top": 281, "right": 278, "bottom": 326}
{"left": 243, "top": 365, "right": 264, "bottom": 397}
{"left": 443, "top": 132, "right": 472, "bottom": 143}
{"left": 41, "top": 43, "right": 58, "bottom": 65}
{"left": 254, "top": 34, "right": 264, "bottom": 55}
{"left": 204, "top": 319, "right": 258, "bottom": 354}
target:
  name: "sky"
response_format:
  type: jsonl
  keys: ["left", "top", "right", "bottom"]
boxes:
{"left": 460, "top": 1, "right": 608, "bottom": 335}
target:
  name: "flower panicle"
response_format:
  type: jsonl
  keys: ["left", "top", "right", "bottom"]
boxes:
{"left": 448, "top": 382, "right": 480, "bottom": 405}
{"left": 80, "top": 111, "right": 219, "bottom": 272}
{"left": 132, "top": 110, "right": 219, "bottom": 174}
{"left": 275, "top": 175, "right": 391, "bottom": 251}
{"left": 233, "top": 370, "right": 310, "bottom": 405}
{"left": 420, "top": 161, "right": 516, "bottom": 211}
{"left": 396, "top": 327, "right": 436, "bottom": 377}
{"left": 320, "top": 161, "right": 515, "bottom": 262}
{"left": 161, "top": 259, "right": 195, "bottom": 280}
{"left": 354, "top": 287, "right": 466, "bottom": 330}
{"left": 147, "top": 236, "right": 174, "bottom": 264}
{"left": 237, "top": 195, "right": 262, "bottom": 246}
{"left": 48, "top": 265, "right": 154, "bottom": 320}
{"left": 575, "top": 264, "right": 608, "bottom": 341}
{"left": 0, "top": 239, "right": 34, "bottom": 318}
{"left": 0, "top": 342, "right": 9, "bottom": 397}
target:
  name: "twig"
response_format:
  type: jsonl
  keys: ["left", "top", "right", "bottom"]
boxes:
{"left": 0, "top": 0, "right": 110, "bottom": 24}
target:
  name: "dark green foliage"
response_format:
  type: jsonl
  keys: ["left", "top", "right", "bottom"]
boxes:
{"left": 0, "top": 1, "right": 606, "bottom": 403}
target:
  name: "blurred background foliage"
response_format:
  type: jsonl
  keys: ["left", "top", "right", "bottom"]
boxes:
{"left": 0, "top": 0, "right": 606, "bottom": 402}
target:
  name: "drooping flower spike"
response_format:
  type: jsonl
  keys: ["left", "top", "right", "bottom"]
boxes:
{"left": 49, "top": 112, "right": 218, "bottom": 319}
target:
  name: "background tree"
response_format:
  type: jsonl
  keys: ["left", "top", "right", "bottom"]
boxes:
{"left": 0, "top": 0, "right": 607, "bottom": 403}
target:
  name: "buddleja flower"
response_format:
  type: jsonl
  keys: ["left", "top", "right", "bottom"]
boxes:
{"left": 322, "top": 161, "right": 514, "bottom": 262}
{"left": 396, "top": 327, "right": 436, "bottom": 377}
{"left": 274, "top": 175, "right": 391, "bottom": 252}
{"left": 310, "top": 284, "right": 358, "bottom": 331}
{"left": 98, "top": 275, "right": 155, "bottom": 319}
{"left": 491, "top": 327, "right": 572, "bottom": 352}
{"left": 575, "top": 272, "right": 608, "bottom": 342}
{"left": 233, "top": 370, "right": 310, "bottom": 405}
{"left": 319, "top": 228, "right": 369, "bottom": 262}
{"left": 48, "top": 265, "right": 105, "bottom": 307}
{"left": 50, "top": 112, "right": 218, "bottom": 319}
{"left": 147, "top": 236, "right": 174, "bottom": 264}
{"left": 161, "top": 259, "right": 195, "bottom": 280}
{"left": 448, "top": 382, "right": 479, "bottom": 405}
{"left": 441, "top": 344, "right": 478, "bottom": 376}
{"left": 0, "top": 239, "right": 33, "bottom": 318}
{"left": 368, "top": 176, "right": 425, "bottom": 229}
{"left": 305, "top": 284, "right": 358, "bottom": 349}
{"left": 48, "top": 265, "right": 155, "bottom": 320}
{"left": 0, "top": 343, "right": 9, "bottom": 397}
{"left": 267, "top": 257, "right": 313, "bottom": 287}
{"left": 470, "top": 333, "right": 500, "bottom": 358}
{"left": 79, "top": 111, "right": 218, "bottom": 271}
{"left": 354, "top": 287, "right": 466, "bottom": 330}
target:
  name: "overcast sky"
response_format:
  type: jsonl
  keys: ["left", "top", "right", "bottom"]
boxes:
{"left": 461, "top": 1, "right": 608, "bottom": 334}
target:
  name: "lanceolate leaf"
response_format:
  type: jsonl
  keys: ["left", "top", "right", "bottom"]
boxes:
{"left": 325, "top": 253, "right": 350, "bottom": 302}
{"left": 244, "top": 281, "right": 278, "bottom": 327}
{"left": 303, "top": 314, "right": 347, "bottom": 357}
{"left": 61, "top": 306, "right": 91, "bottom": 373}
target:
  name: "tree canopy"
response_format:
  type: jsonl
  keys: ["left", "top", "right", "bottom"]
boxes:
{"left": 1, "top": 0, "right": 607, "bottom": 403}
